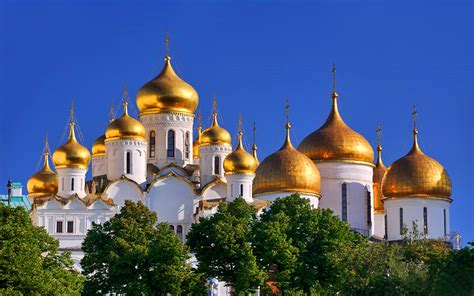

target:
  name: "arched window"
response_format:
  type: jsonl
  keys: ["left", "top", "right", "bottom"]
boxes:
{"left": 240, "top": 184, "right": 244, "bottom": 196}
{"left": 185, "top": 132, "right": 190, "bottom": 159}
{"left": 214, "top": 156, "right": 220, "bottom": 175}
{"left": 341, "top": 183, "right": 347, "bottom": 221}
{"left": 149, "top": 131, "right": 156, "bottom": 158}
{"left": 423, "top": 207, "right": 428, "bottom": 235}
{"left": 399, "top": 208, "right": 404, "bottom": 235}
{"left": 177, "top": 225, "right": 183, "bottom": 241}
{"left": 126, "top": 151, "right": 131, "bottom": 174}
{"left": 62, "top": 178, "right": 64, "bottom": 191}
{"left": 384, "top": 214, "right": 388, "bottom": 240}
{"left": 443, "top": 209, "right": 447, "bottom": 236}
{"left": 366, "top": 189, "right": 372, "bottom": 227}
{"left": 71, "top": 178, "right": 75, "bottom": 191}
{"left": 170, "top": 225, "right": 175, "bottom": 232}
{"left": 167, "top": 130, "right": 175, "bottom": 157}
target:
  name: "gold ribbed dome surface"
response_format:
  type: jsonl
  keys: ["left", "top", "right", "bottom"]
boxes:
{"left": 92, "top": 134, "right": 106, "bottom": 156}
{"left": 298, "top": 92, "right": 374, "bottom": 166}
{"left": 27, "top": 153, "right": 58, "bottom": 197}
{"left": 373, "top": 146, "right": 387, "bottom": 213}
{"left": 105, "top": 102, "right": 146, "bottom": 141}
{"left": 382, "top": 131, "right": 452, "bottom": 200}
{"left": 193, "top": 127, "right": 202, "bottom": 159}
{"left": 53, "top": 123, "right": 91, "bottom": 170}
{"left": 201, "top": 113, "right": 231, "bottom": 146}
{"left": 136, "top": 56, "right": 199, "bottom": 115}
{"left": 224, "top": 132, "right": 258, "bottom": 175}
{"left": 253, "top": 124, "right": 321, "bottom": 196}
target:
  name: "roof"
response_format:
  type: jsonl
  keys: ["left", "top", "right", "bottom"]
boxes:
{"left": 0, "top": 194, "right": 32, "bottom": 210}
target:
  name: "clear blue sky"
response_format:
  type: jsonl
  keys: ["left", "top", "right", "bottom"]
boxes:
{"left": 1, "top": 1, "right": 472, "bottom": 244}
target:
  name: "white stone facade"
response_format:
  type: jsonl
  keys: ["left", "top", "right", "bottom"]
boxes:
{"left": 199, "top": 144, "right": 232, "bottom": 184}
{"left": 225, "top": 173, "right": 255, "bottom": 203}
{"left": 56, "top": 168, "right": 88, "bottom": 198}
{"left": 105, "top": 139, "right": 147, "bottom": 184}
{"left": 91, "top": 154, "right": 106, "bottom": 177}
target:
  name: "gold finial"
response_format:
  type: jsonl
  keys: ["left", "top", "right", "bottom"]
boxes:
{"left": 69, "top": 100, "right": 75, "bottom": 123}
{"left": 285, "top": 98, "right": 290, "bottom": 126}
{"left": 109, "top": 104, "right": 116, "bottom": 123}
{"left": 197, "top": 110, "right": 202, "bottom": 132}
{"left": 376, "top": 121, "right": 382, "bottom": 151}
{"left": 238, "top": 112, "right": 243, "bottom": 134}
{"left": 44, "top": 133, "right": 50, "bottom": 154}
{"left": 332, "top": 63, "right": 337, "bottom": 92}
{"left": 252, "top": 121, "right": 258, "bottom": 163}
{"left": 411, "top": 105, "right": 421, "bottom": 151}
{"left": 212, "top": 96, "right": 217, "bottom": 115}
{"left": 123, "top": 101, "right": 129, "bottom": 116}
{"left": 123, "top": 80, "right": 128, "bottom": 99}
{"left": 165, "top": 32, "right": 170, "bottom": 57}
{"left": 284, "top": 99, "right": 293, "bottom": 148}
{"left": 412, "top": 104, "right": 418, "bottom": 133}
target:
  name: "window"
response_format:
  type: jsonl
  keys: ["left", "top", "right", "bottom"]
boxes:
{"left": 185, "top": 132, "right": 190, "bottom": 159}
{"left": 366, "top": 189, "right": 372, "bottom": 227}
{"left": 214, "top": 156, "right": 220, "bottom": 175}
{"left": 341, "top": 183, "right": 347, "bottom": 222}
{"left": 240, "top": 184, "right": 244, "bottom": 196}
{"left": 170, "top": 225, "right": 175, "bottom": 232}
{"left": 443, "top": 209, "right": 447, "bottom": 236}
{"left": 423, "top": 207, "right": 428, "bottom": 235}
{"left": 177, "top": 225, "right": 183, "bottom": 241}
{"left": 67, "top": 221, "right": 74, "bottom": 233}
{"left": 167, "top": 130, "right": 175, "bottom": 157}
{"left": 62, "top": 178, "right": 64, "bottom": 191}
{"left": 399, "top": 208, "right": 404, "bottom": 235}
{"left": 384, "top": 214, "right": 388, "bottom": 240}
{"left": 149, "top": 131, "right": 156, "bottom": 158}
{"left": 231, "top": 184, "right": 233, "bottom": 196}
{"left": 71, "top": 178, "right": 74, "bottom": 191}
{"left": 126, "top": 151, "right": 131, "bottom": 174}
{"left": 56, "top": 221, "right": 63, "bottom": 233}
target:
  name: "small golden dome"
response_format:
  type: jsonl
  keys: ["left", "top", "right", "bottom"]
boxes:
{"left": 105, "top": 102, "right": 146, "bottom": 141}
{"left": 136, "top": 56, "right": 199, "bottom": 115}
{"left": 193, "top": 127, "right": 202, "bottom": 159}
{"left": 224, "top": 132, "right": 258, "bottom": 175}
{"left": 382, "top": 130, "right": 452, "bottom": 200}
{"left": 92, "top": 134, "right": 106, "bottom": 156}
{"left": 298, "top": 92, "right": 374, "bottom": 166}
{"left": 253, "top": 123, "right": 321, "bottom": 196}
{"left": 27, "top": 152, "right": 58, "bottom": 197}
{"left": 373, "top": 145, "right": 387, "bottom": 213}
{"left": 53, "top": 123, "right": 91, "bottom": 170}
{"left": 200, "top": 113, "right": 231, "bottom": 146}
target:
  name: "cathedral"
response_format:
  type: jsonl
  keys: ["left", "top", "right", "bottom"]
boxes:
{"left": 26, "top": 47, "right": 453, "bottom": 271}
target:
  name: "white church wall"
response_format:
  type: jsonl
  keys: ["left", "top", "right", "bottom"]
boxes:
{"left": 374, "top": 213, "right": 386, "bottom": 239}
{"left": 226, "top": 174, "right": 254, "bottom": 203}
{"left": 103, "top": 179, "right": 144, "bottom": 208}
{"left": 56, "top": 168, "right": 88, "bottom": 198}
{"left": 199, "top": 144, "right": 232, "bottom": 185}
{"left": 91, "top": 155, "right": 107, "bottom": 177}
{"left": 106, "top": 139, "right": 147, "bottom": 184}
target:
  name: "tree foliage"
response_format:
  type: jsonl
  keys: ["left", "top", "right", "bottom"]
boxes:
{"left": 187, "top": 198, "right": 266, "bottom": 295}
{"left": 81, "top": 200, "right": 205, "bottom": 295}
{"left": 0, "top": 204, "right": 83, "bottom": 295}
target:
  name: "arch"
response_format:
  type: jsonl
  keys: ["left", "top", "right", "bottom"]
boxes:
{"left": 71, "top": 177, "right": 75, "bottom": 191}
{"left": 399, "top": 208, "right": 404, "bottom": 235}
{"left": 185, "top": 131, "right": 190, "bottom": 159}
{"left": 423, "top": 207, "right": 428, "bottom": 235}
{"left": 167, "top": 130, "right": 175, "bottom": 157}
{"left": 149, "top": 130, "right": 156, "bottom": 158}
{"left": 214, "top": 156, "right": 220, "bottom": 175}
{"left": 126, "top": 151, "right": 132, "bottom": 174}
{"left": 177, "top": 225, "right": 183, "bottom": 241}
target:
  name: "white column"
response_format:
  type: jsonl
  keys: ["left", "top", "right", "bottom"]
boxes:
{"left": 226, "top": 174, "right": 255, "bottom": 203}
{"left": 139, "top": 112, "right": 194, "bottom": 168}
{"left": 374, "top": 212, "right": 386, "bottom": 239}
{"left": 56, "top": 168, "right": 87, "bottom": 198}
{"left": 106, "top": 139, "right": 147, "bottom": 184}
{"left": 199, "top": 144, "right": 232, "bottom": 185}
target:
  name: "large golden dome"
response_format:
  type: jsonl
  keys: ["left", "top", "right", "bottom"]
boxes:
{"left": 200, "top": 113, "right": 231, "bottom": 146}
{"left": 298, "top": 92, "right": 374, "bottom": 166}
{"left": 382, "top": 130, "right": 452, "bottom": 200}
{"left": 136, "top": 56, "right": 199, "bottom": 115}
{"left": 224, "top": 131, "right": 258, "bottom": 175}
{"left": 53, "top": 123, "right": 91, "bottom": 170}
{"left": 27, "top": 152, "right": 58, "bottom": 197}
{"left": 373, "top": 144, "right": 387, "bottom": 213}
{"left": 253, "top": 123, "right": 321, "bottom": 196}
{"left": 92, "top": 134, "right": 106, "bottom": 156}
{"left": 105, "top": 102, "right": 146, "bottom": 141}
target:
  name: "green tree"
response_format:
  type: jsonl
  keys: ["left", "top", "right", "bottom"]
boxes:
{"left": 0, "top": 204, "right": 83, "bottom": 295}
{"left": 252, "top": 194, "right": 364, "bottom": 295}
{"left": 81, "top": 200, "right": 205, "bottom": 295}
{"left": 187, "top": 198, "right": 265, "bottom": 295}
{"left": 435, "top": 242, "right": 474, "bottom": 295}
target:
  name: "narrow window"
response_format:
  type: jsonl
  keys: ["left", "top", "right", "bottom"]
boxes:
{"left": 231, "top": 184, "right": 233, "bottom": 196}
{"left": 126, "top": 151, "right": 131, "bottom": 174}
{"left": 240, "top": 184, "right": 244, "bottom": 196}
{"left": 185, "top": 132, "right": 190, "bottom": 159}
{"left": 167, "top": 130, "right": 175, "bottom": 157}
{"left": 423, "top": 207, "right": 428, "bottom": 235}
{"left": 71, "top": 178, "right": 74, "bottom": 191}
{"left": 367, "top": 189, "right": 372, "bottom": 227}
{"left": 399, "top": 208, "right": 404, "bottom": 235}
{"left": 170, "top": 224, "right": 175, "bottom": 232}
{"left": 177, "top": 225, "right": 183, "bottom": 241}
{"left": 443, "top": 209, "right": 447, "bottom": 236}
{"left": 149, "top": 131, "right": 156, "bottom": 158}
{"left": 67, "top": 221, "right": 74, "bottom": 233}
{"left": 62, "top": 178, "right": 64, "bottom": 191}
{"left": 56, "top": 221, "right": 63, "bottom": 233}
{"left": 341, "top": 183, "right": 348, "bottom": 222}
{"left": 214, "top": 156, "right": 220, "bottom": 175}
{"left": 384, "top": 214, "right": 388, "bottom": 240}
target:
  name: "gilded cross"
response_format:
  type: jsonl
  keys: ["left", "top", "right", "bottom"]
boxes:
{"left": 332, "top": 63, "right": 337, "bottom": 91}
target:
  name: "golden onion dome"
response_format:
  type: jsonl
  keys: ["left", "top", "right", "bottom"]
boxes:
{"left": 27, "top": 152, "right": 58, "bottom": 197}
{"left": 136, "top": 56, "right": 199, "bottom": 115}
{"left": 53, "top": 123, "right": 91, "bottom": 170}
{"left": 193, "top": 127, "right": 202, "bottom": 159}
{"left": 373, "top": 143, "right": 387, "bottom": 213}
{"left": 200, "top": 113, "right": 232, "bottom": 146}
{"left": 298, "top": 92, "right": 374, "bottom": 166}
{"left": 253, "top": 123, "right": 321, "bottom": 196}
{"left": 92, "top": 134, "right": 106, "bottom": 156}
{"left": 105, "top": 102, "right": 146, "bottom": 141}
{"left": 224, "top": 131, "right": 258, "bottom": 175}
{"left": 382, "top": 129, "right": 452, "bottom": 200}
